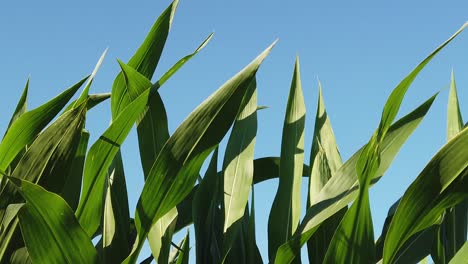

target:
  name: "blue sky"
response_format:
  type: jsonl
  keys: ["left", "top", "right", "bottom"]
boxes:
{"left": 1, "top": 0, "right": 467, "bottom": 262}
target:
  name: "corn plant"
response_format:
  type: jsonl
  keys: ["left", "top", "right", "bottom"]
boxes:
{"left": 0, "top": 1, "right": 467, "bottom": 263}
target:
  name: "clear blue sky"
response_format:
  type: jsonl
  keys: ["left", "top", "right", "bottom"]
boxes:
{"left": 1, "top": 0, "right": 467, "bottom": 262}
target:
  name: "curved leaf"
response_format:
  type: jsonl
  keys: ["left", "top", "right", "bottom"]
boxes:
{"left": 11, "top": 178, "right": 98, "bottom": 264}
{"left": 0, "top": 77, "right": 87, "bottom": 176}
{"left": 383, "top": 127, "right": 468, "bottom": 263}
{"left": 124, "top": 42, "right": 276, "bottom": 264}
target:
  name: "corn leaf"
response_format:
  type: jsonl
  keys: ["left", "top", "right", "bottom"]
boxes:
{"left": 124, "top": 42, "right": 275, "bottom": 264}
{"left": 157, "top": 33, "right": 213, "bottom": 87}
{"left": 383, "top": 126, "right": 468, "bottom": 263}
{"left": 306, "top": 82, "right": 345, "bottom": 262}
{"left": 9, "top": 178, "right": 98, "bottom": 263}
{"left": 268, "top": 57, "right": 306, "bottom": 261}
{"left": 111, "top": 0, "right": 178, "bottom": 117}
{"left": 275, "top": 93, "right": 438, "bottom": 263}
{"left": 76, "top": 87, "right": 152, "bottom": 237}
{"left": 175, "top": 231, "right": 190, "bottom": 264}
{"left": 0, "top": 102, "right": 87, "bottom": 209}
{"left": 438, "top": 70, "right": 467, "bottom": 261}
{"left": 102, "top": 153, "right": 131, "bottom": 263}
{"left": 193, "top": 149, "right": 223, "bottom": 263}
{"left": 375, "top": 199, "right": 436, "bottom": 263}
{"left": 275, "top": 21, "right": 468, "bottom": 263}
{"left": 222, "top": 79, "right": 258, "bottom": 255}
{"left": 0, "top": 76, "right": 87, "bottom": 176}
{"left": 448, "top": 242, "right": 468, "bottom": 264}
{"left": 4, "top": 79, "right": 28, "bottom": 138}
{"left": 0, "top": 203, "right": 23, "bottom": 260}
{"left": 60, "top": 130, "right": 89, "bottom": 211}
{"left": 9, "top": 247, "right": 31, "bottom": 264}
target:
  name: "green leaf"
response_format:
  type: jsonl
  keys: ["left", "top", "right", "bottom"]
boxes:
{"left": 0, "top": 102, "right": 87, "bottom": 209}
{"left": 72, "top": 48, "right": 108, "bottom": 109}
{"left": 76, "top": 87, "right": 153, "bottom": 237}
{"left": 376, "top": 199, "right": 437, "bottom": 263}
{"left": 447, "top": 70, "right": 463, "bottom": 141}
{"left": 124, "top": 42, "right": 275, "bottom": 264}
{"left": 4, "top": 79, "right": 28, "bottom": 138}
{"left": 60, "top": 130, "right": 90, "bottom": 211}
{"left": 156, "top": 33, "right": 213, "bottom": 87}
{"left": 102, "top": 153, "right": 131, "bottom": 263}
{"left": 10, "top": 178, "right": 98, "bottom": 264}
{"left": 438, "top": 70, "right": 467, "bottom": 262}
{"left": 222, "top": 78, "right": 258, "bottom": 254}
{"left": 275, "top": 93, "right": 438, "bottom": 263}
{"left": 268, "top": 57, "right": 306, "bottom": 261}
{"left": 308, "top": 82, "right": 342, "bottom": 203}
{"left": 0, "top": 203, "right": 23, "bottom": 260}
{"left": 193, "top": 149, "right": 222, "bottom": 263}
{"left": 175, "top": 231, "right": 190, "bottom": 264}
{"left": 276, "top": 21, "right": 468, "bottom": 263}
{"left": 148, "top": 208, "right": 178, "bottom": 263}
{"left": 383, "top": 127, "right": 468, "bottom": 263}
{"left": 9, "top": 247, "right": 31, "bottom": 264}
{"left": 0, "top": 76, "right": 87, "bottom": 177}
{"left": 245, "top": 185, "right": 263, "bottom": 264}
{"left": 306, "top": 82, "right": 345, "bottom": 263}
{"left": 111, "top": 0, "right": 179, "bottom": 117}
{"left": 448, "top": 242, "right": 468, "bottom": 264}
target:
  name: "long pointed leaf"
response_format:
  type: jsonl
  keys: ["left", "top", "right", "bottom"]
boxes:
{"left": 4, "top": 79, "right": 28, "bottom": 138}
{"left": 275, "top": 93, "right": 438, "bottom": 263}
{"left": 222, "top": 79, "right": 258, "bottom": 255}
{"left": 268, "top": 57, "right": 305, "bottom": 261}
{"left": 275, "top": 21, "right": 468, "bottom": 263}
{"left": 0, "top": 77, "right": 87, "bottom": 176}
{"left": 124, "top": 42, "right": 276, "bottom": 264}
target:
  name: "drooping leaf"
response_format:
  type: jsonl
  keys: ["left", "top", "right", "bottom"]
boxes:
{"left": 383, "top": 127, "right": 468, "bottom": 263}
{"left": 4, "top": 79, "right": 28, "bottom": 138}
{"left": 268, "top": 57, "right": 306, "bottom": 262}
{"left": 76, "top": 87, "right": 153, "bottom": 237}
{"left": 223, "top": 79, "right": 258, "bottom": 255}
{"left": 0, "top": 76, "right": 87, "bottom": 176}
{"left": 275, "top": 21, "right": 468, "bottom": 263}
{"left": 124, "top": 42, "right": 276, "bottom": 264}
{"left": 10, "top": 178, "right": 98, "bottom": 264}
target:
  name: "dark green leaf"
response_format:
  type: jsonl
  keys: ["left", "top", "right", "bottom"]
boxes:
{"left": 11, "top": 178, "right": 98, "bottom": 264}
{"left": 124, "top": 42, "right": 275, "bottom": 264}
